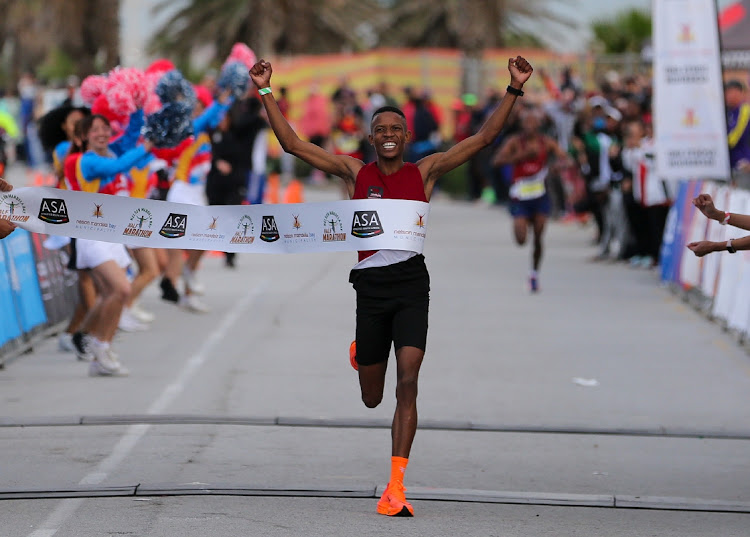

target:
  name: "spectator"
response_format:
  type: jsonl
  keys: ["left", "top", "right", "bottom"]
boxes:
{"left": 725, "top": 80, "right": 750, "bottom": 188}
{"left": 621, "top": 120, "right": 672, "bottom": 268}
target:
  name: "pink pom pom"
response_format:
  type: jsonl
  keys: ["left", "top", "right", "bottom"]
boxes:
{"left": 106, "top": 87, "right": 137, "bottom": 117}
{"left": 225, "top": 43, "right": 256, "bottom": 69}
{"left": 81, "top": 75, "right": 108, "bottom": 106}
{"left": 106, "top": 67, "right": 148, "bottom": 108}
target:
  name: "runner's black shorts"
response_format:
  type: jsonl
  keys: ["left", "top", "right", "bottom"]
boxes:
{"left": 348, "top": 254, "right": 430, "bottom": 366}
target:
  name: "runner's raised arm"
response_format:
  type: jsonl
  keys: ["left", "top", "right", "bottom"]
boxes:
{"left": 250, "top": 60, "right": 363, "bottom": 194}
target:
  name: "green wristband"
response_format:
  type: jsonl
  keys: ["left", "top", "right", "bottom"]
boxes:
{"left": 258, "top": 87, "right": 272, "bottom": 96}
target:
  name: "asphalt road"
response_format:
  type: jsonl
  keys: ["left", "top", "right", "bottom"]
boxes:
{"left": 1, "top": 175, "right": 749, "bottom": 536}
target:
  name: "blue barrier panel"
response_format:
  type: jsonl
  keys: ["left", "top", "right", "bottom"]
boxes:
{"left": 660, "top": 181, "right": 689, "bottom": 282}
{"left": 4, "top": 229, "right": 47, "bottom": 333}
{"left": 0, "top": 240, "right": 22, "bottom": 347}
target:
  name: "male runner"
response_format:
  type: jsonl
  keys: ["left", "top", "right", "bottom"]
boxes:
{"left": 493, "top": 108, "right": 570, "bottom": 292}
{"left": 250, "top": 55, "right": 533, "bottom": 516}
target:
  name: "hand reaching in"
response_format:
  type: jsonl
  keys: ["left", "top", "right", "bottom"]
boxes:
{"left": 687, "top": 241, "right": 719, "bottom": 257}
{"left": 692, "top": 194, "right": 723, "bottom": 221}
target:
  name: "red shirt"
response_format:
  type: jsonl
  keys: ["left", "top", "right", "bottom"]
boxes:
{"left": 511, "top": 135, "right": 548, "bottom": 183}
{"left": 352, "top": 161, "right": 427, "bottom": 261}
{"left": 63, "top": 153, "right": 83, "bottom": 191}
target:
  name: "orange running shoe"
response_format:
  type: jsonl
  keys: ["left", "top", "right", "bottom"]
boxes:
{"left": 377, "top": 481, "right": 414, "bottom": 517}
{"left": 349, "top": 340, "right": 358, "bottom": 371}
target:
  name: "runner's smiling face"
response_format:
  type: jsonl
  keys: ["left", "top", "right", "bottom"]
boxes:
{"left": 87, "top": 117, "right": 112, "bottom": 154}
{"left": 369, "top": 111, "right": 411, "bottom": 160}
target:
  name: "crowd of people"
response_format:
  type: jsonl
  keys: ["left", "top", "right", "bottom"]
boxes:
{"left": 276, "top": 67, "right": 676, "bottom": 288}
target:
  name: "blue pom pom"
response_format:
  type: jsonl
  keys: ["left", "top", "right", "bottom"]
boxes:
{"left": 156, "top": 70, "right": 197, "bottom": 105}
{"left": 218, "top": 61, "right": 250, "bottom": 98}
{"left": 143, "top": 101, "right": 194, "bottom": 148}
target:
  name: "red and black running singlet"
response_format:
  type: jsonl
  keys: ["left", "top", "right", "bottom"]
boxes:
{"left": 510, "top": 135, "right": 548, "bottom": 201}
{"left": 353, "top": 162, "right": 427, "bottom": 262}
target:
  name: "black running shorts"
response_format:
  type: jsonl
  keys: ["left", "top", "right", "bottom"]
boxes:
{"left": 349, "top": 254, "right": 430, "bottom": 366}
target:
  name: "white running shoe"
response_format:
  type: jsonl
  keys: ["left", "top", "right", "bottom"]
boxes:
{"left": 118, "top": 309, "right": 150, "bottom": 332}
{"left": 130, "top": 303, "right": 155, "bottom": 323}
{"left": 58, "top": 332, "right": 75, "bottom": 353}
{"left": 179, "top": 294, "right": 211, "bottom": 314}
{"left": 182, "top": 267, "right": 205, "bottom": 296}
{"left": 88, "top": 359, "right": 129, "bottom": 377}
{"left": 88, "top": 342, "right": 129, "bottom": 377}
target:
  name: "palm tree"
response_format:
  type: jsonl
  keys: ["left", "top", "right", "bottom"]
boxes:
{"left": 148, "top": 0, "right": 385, "bottom": 62}
{"left": 0, "top": 0, "right": 120, "bottom": 90}
{"left": 380, "top": 0, "right": 575, "bottom": 93}
{"left": 591, "top": 9, "right": 651, "bottom": 54}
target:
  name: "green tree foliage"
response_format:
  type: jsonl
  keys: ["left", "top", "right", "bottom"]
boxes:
{"left": 0, "top": 0, "right": 119, "bottom": 88}
{"left": 148, "top": 0, "right": 386, "bottom": 60}
{"left": 379, "top": 0, "right": 574, "bottom": 52}
{"left": 591, "top": 9, "right": 652, "bottom": 54}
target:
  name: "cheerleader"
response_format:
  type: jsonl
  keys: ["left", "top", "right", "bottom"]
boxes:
{"left": 69, "top": 110, "right": 153, "bottom": 376}
{"left": 158, "top": 87, "right": 232, "bottom": 312}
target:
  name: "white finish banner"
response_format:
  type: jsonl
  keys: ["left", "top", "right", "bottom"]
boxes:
{"left": 653, "top": 0, "right": 730, "bottom": 181}
{"left": 2, "top": 188, "right": 429, "bottom": 254}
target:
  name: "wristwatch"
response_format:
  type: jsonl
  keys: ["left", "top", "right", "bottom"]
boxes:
{"left": 727, "top": 239, "right": 737, "bottom": 254}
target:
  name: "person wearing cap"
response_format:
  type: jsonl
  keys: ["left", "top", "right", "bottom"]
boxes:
{"left": 725, "top": 79, "right": 750, "bottom": 188}
{"left": 571, "top": 99, "right": 615, "bottom": 246}
{"left": 593, "top": 105, "right": 629, "bottom": 261}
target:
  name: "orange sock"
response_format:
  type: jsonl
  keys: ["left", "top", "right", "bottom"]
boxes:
{"left": 390, "top": 456, "right": 409, "bottom": 485}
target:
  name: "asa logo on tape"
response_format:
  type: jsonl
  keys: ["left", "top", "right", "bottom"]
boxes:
{"left": 351, "top": 211, "right": 383, "bottom": 238}
{"left": 159, "top": 213, "right": 188, "bottom": 239}
{"left": 38, "top": 198, "right": 69, "bottom": 225}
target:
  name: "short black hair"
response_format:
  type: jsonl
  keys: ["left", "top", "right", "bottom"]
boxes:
{"left": 371, "top": 106, "right": 406, "bottom": 124}
{"left": 725, "top": 79, "right": 745, "bottom": 92}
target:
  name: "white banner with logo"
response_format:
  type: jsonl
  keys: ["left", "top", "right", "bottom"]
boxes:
{"left": 2, "top": 188, "right": 429, "bottom": 254}
{"left": 653, "top": 0, "right": 730, "bottom": 180}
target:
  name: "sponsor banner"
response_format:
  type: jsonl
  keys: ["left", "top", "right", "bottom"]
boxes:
{"left": 652, "top": 0, "right": 730, "bottom": 180}
{"left": 28, "top": 232, "right": 78, "bottom": 326}
{"left": 0, "top": 241, "right": 22, "bottom": 349}
{"left": 8, "top": 188, "right": 430, "bottom": 254}
{"left": 660, "top": 180, "right": 704, "bottom": 284}
{"left": 3, "top": 228, "right": 47, "bottom": 333}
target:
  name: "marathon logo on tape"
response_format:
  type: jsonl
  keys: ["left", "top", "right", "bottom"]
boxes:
{"left": 323, "top": 211, "right": 346, "bottom": 242}
{"left": 159, "top": 213, "right": 188, "bottom": 239}
{"left": 230, "top": 215, "right": 255, "bottom": 244}
{"left": 351, "top": 211, "right": 384, "bottom": 238}
{"left": 260, "top": 215, "right": 280, "bottom": 242}
{"left": 38, "top": 198, "right": 69, "bottom": 224}
{"left": 0, "top": 194, "right": 30, "bottom": 222}
{"left": 124, "top": 207, "right": 153, "bottom": 238}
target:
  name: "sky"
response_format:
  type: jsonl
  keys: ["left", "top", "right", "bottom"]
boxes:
{"left": 557, "top": 0, "right": 736, "bottom": 51}
{"left": 580, "top": 0, "right": 733, "bottom": 21}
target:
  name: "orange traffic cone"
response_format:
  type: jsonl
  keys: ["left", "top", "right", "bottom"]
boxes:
{"left": 265, "top": 173, "right": 280, "bottom": 204}
{"left": 282, "top": 179, "right": 304, "bottom": 204}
